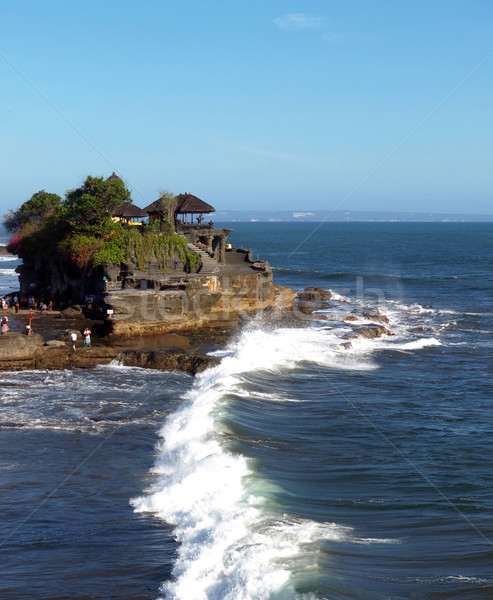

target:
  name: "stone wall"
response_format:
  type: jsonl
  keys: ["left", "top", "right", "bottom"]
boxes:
{"left": 103, "top": 269, "right": 293, "bottom": 336}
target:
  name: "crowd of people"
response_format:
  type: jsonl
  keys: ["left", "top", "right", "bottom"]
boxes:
{"left": 1, "top": 294, "right": 54, "bottom": 314}
{"left": 1, "top": 309, "right": 35, "bottom": 336}
{"left": 1, "top": 295, "right": 92, "bottom": 350}
{"left": 1, "top": 310, "right": 93, "bottom": 352}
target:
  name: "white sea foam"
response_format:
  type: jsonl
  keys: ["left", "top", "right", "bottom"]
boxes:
{"left": 210, "top": 326, "right": 376, "bottom": 371}
{"left": 327, "top": 290, "right": 349, "bottom": 302}
{"left": 132, "top": 326, "right": 400, "bottom": 599}
{"left": 389, "top": 338, "right": 442, "bottom": 350}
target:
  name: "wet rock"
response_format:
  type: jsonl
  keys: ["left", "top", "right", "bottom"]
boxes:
{"left": 317, "top": 314, "right": 345, "bottom": 321}
{"left": 0, "top": 333, "right": 45, "bottom": 367}
{"left": 120, "top": 349, "right": 219, "bottom": 375}
{"left": 296, "top": 301, "right": 319, "bottom": 314}
{"left": 177, "top": 354, "right": 220, "bottom": 375}
{"left": 362, "top": 310, "right": 389, "bottom": 324}
{"left": 0, "top": 328, "right": 220, "bottom": 375}
{"left": 371, "top": 314, "right": 390, "bottom": 324}
{"left": 56, "top": 331, "right": 73, "bottom": 341}
{"left": 352, "top": 325, "right": 393, "bottom": 338}
{"left": 33, "top": 347, "right": 118, "bottom": 370}
{"left": 60, "top": 305, "right": 83, "bottom": 318}
{"left": 298, "top": 287, "right": 332, "bottom": 301}
{"left": 44, "top": 340, "right": 68, "bottom": 348}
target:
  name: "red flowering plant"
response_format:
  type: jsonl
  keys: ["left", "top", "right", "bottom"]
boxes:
{"left": 7, "top": 235, "right": 23, "bottom": 255}
{"left": 58, "top": 234, "right": 103, "bottom": 270}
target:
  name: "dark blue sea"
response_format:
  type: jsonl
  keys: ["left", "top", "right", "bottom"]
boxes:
{"left": 1, "top": 222, "right": 492, "bottom": 599}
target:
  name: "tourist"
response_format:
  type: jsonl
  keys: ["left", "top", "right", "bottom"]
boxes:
{"left": 70, "top": 331, "right": 77, "bottom": 351}
{"left": 83, "top": 327, "right": 91, "bottom": 348}
{"left": 1, "top": 315, "right": 9, "bottom": 335}
{"left": 25, "top": 324, "right": 33, "bottom": 336}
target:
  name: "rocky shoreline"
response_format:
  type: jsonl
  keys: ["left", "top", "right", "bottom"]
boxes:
{"left": 0, "top": 332, "right": 219, "bottom": 375}
{"left": 0, "top": 286, "right": 393, "bottom": 374}
{"left": 0, "top": 309, "right": 230, "bottom": 375}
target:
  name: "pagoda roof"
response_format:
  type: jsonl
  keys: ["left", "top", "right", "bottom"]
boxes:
{"left": 106, "top": 171, "right": 123, "bottom": 182}
{"left": 144, "top": 198, "right": 167, "bottom": 215}
{"left": 145, "top": 193, "right": 215, "bottom": 216}
{"left": 175, "top": 193, "right": 215, "bottom": 214}
{"left": 111, "top": 202, "right": 148, "bottom": 218}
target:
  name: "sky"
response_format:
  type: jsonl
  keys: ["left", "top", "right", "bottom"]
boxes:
{"left": 1, "top": 0, "right": 492, "bottom": 216}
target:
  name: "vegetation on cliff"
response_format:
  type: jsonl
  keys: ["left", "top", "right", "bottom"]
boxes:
{"left": 4, "top": 175, "right": 200, "bottom": 278}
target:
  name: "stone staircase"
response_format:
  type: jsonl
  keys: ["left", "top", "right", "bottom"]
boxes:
{"left": 105, "top": 280, "right": 122, "bottom": 292}
{"left": 187, "top": 241, "right": 219, "bottom": 275}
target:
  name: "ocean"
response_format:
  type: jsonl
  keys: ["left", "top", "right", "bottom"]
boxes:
{"left": 0, "top": 228, "right": 20, "bottom": 299}
{"left": 1, "top": 221, "right": 492, "bottom": 599}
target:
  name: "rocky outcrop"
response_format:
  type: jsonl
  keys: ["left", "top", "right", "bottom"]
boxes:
{"left": 119, "top": 349, "right": 220, "bottom": 375}
{"left": 298, "top": 287, "right": 332, "bottom": 301}
{"left": 0, "top": 333, "right": 45, "bottom": 368}
{"left": 295, "top": 286, "right": 333, "bottom": 314}
{"left": 104, "top": 273, "right": 293, "bottom": 337}
{"left": 0, "top": 333, "right": 118, "bottom": 370}
{"left": 33, "top": 346, "right": 119, "bottom": 370}
{"left": 60, "top": 305, "right": 84, "bottom": 318}
{"left": 349, "top": 325, "right": 393, "bottom": 339}
{"left": 0, "top": 332, "right": 219, "bottom": 375}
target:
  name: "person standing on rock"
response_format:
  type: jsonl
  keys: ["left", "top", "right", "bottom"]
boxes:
{"left": 1, "top": 315, "right": 9, "bottom": 335}
{"left": 70, "top": 331, "right": 77, "bottom": 351}
{"left": 83, "top": 327, "right": 91, "bottom": 348}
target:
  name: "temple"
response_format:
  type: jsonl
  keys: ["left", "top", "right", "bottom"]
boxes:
{"left": 99, "top": 190, "right": 286, "bottom": 335}
{"left": 144, "top": 192, "right": 232, "bottom": 266}
{"left": 13, "top": 175, "right": 294, "bottom": 336}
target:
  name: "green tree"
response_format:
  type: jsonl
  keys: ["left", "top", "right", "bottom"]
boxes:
{"left": 157, "top": 189, "right": 178, "bottom": 221}
{"left": 3, "top": 190, "right": 62, "bottom": 233}
{"left": 2, "top": 174, "right": 199, "bottom": 281}
{"left": 65, "top": 174, "right": 132, "bottom": 230}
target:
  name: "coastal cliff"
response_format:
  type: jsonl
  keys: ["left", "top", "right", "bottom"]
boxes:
{"left": 0, "top": 286, "right": 393, "bottom": 373}
{"left": 4, "top": 175, "right": 293, "bottom": 337}
{"left": 104, "top": 271, "right": 296, "bottom": 336}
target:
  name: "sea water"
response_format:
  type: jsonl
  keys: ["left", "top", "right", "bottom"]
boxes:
{"left": 0, "top": 226, "right": 20, "bottom": 298}
{"left": 1, "top": 222, "right": 492, "bottom": 599}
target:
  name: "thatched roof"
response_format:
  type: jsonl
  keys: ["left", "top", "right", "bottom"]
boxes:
{"left": 175, "top": 193, "right": 215, "bottom": 214}
{"left": 111, "top": 202, "right": 148, "bottom": 218}
{"left": 144, "top": 193, "right": 215, "bottom": 217}
{"left": 144, "top": 198, "right": 167, "bottom": 216}
{"left": 106, "top": 171, "right": 123, "bottom": 182}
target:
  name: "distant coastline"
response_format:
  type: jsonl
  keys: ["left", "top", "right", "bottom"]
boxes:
{"left": 213, "top": 210, "right": 493, "bottom": 223}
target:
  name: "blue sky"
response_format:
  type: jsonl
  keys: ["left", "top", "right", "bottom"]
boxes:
{"left": 1, "top": 0, "right": 492, "bottom": 215}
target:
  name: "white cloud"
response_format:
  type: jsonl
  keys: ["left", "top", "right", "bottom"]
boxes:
{"left": 273, "top": 13, "right": 328, "bottom": 31}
